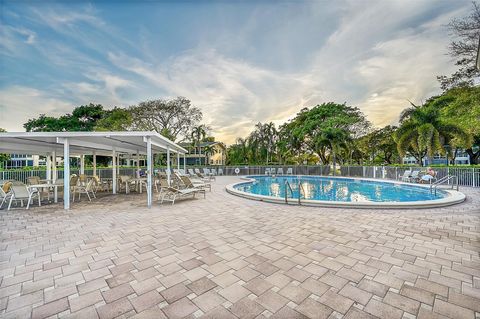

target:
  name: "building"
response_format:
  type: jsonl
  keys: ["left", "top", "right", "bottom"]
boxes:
{"left": 178, "top": 141, "right": 227, "bottom": 166}
{"left": 2, "top": 154, "right": 44, "bottom": 169}
{"left": 403, "top": 149, "right": 471, "bottom": 166}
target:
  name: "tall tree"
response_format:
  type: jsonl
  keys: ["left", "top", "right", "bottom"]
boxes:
{"left": 438, "top": 2, "right": 480, "bottom": 90}
{"left": 130, "top": 97, "right": 202, "bottom": 141}
{"left": 24, "top": 103, "right": 105, "bottom": 132}
{"left": 95, "top": 107, "right": 133, "bottom": 131}
{"left": 191, "top": 124, "right": 209, "bottom": 165}
{"left": 395, "top": 103, "right": 471, "bottom": 166}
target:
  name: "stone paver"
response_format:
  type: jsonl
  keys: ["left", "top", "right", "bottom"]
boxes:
{"left": 0, "top": 176, "right": 479, "bottom": 318}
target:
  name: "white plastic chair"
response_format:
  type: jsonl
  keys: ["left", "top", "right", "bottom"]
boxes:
{"left": 286, "top": 168, "right": 293, "bottom": 175}
{"left": 277, "top": 168, "right": 284, "bottom": 175}
{"left": 7, "top": 184, "right": 40, "bottom": 210}
{"left": 72, "top": 179, "right": 96, "bottom": 202}
{"left": 0, "top": 181, "right": 13, "bottom": 209}
{"left": 218, "top": 168, "right": 224, "bottom": 176}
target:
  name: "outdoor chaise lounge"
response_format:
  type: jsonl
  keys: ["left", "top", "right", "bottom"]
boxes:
{"left": 408, "top": 170, "right": 421, "bottom": 183}
{"left": 400, "top": 170, "right": 412, "bottom": 182}
{"left": 277, "top": 167, "right": 284, "bottom": 175}
{"left": 179, "top": 174, "right": 211, "bottom": 192}
{"left": 157, "top": 178, "right": 202, "bottom": 204}
{"left": 286, "top": 167, "right": 293, "bottom": 175}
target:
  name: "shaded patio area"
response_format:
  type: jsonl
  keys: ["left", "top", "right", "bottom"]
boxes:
{"left": 1, "top": 176, "right": 479, "bottom": 319}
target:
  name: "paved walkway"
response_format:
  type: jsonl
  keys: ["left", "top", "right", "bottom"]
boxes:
{"left": 1, "top": 177, "right": 479, "bottom": 319}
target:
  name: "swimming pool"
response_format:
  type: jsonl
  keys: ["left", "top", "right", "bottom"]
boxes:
{"left": 226, "top": 175, "right": 465, "bottom": 208}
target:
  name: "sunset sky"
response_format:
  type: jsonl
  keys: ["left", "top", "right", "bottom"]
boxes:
{"left": 0, "top": 0, "right": 470, "bottom": 144}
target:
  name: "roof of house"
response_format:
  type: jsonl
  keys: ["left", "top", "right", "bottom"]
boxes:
{"left": 0, "top": 131, "right": 187, "bottom": 156}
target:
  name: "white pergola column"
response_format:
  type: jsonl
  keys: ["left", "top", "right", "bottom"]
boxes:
{"left": 184, "top": 154, "right": 186, "bottom": 172}
{"left": 63, "top": 139, "right": 70, "bottom": 210}
{"left": 146, "top": 137, "right": 152, "bottom": 208}
{"left": 80, "top": 154, "right": 85, "bottom": 175}
{"left": 52, "top": 150, "right": 57, "bottom": 182}
{"left": 112, "top": 150, "right": 117, "bottom": 194}
{"left": 166, "top": 147, "right": 171, "bottom": 186}
{"left": 46, "top": 153, "right": 52, "bottom": 181}
{"left": 137, "top": 152, "right": 140, "bottom": 178}
{"left": 117, "top": 153, "right": 120, "bottom": 176}
{"left": 93, "top": 151, "right": 97, "bottom": 177}
{"left": 177, "top": 152, "right": 180, "bottom": 170}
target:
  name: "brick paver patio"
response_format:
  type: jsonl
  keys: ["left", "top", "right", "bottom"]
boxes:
{"left": 1, "top": 176, "right": 479, "bottom": 319}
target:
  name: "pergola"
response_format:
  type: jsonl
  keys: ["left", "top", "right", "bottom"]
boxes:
{"left": 0, "top": 131, "right": 188, "bottom": 209}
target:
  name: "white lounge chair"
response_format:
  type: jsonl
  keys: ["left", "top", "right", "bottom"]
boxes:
{"left": 179, "top": 174, "right": 211, "bottom": 192}
{"left": 157, "top": 179, "right": 201, "bottom": 204}
{"left": 188, "top": 169, "right": 196, "bottom": 177}
{"left": 218, "top": 168, "right": 224, "bottom": 176}
{"left": 7, "top": 184, "right": 41, "bottom": 210}
{"left": 409, "top": 170, "right": 420, "bottom": 183}
{"left": 265, "top": 168, "right": 271, "bottom": 175}
{"left": 210, "top": 168, "right": 217, "bottom": 176}
{"left": 277, "top": 168, "right": 284, "bottom": 175}
{"left": 286, "top": 168, "right": 293, "bottom": 175}
{"left": 399, "top": 170, "right": 412, "bottom": 182}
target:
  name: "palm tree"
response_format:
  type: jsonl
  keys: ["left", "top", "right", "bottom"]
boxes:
{"left": 191, "top": 125, "right": 208, "bottom": 165}
{"left": 203, "top": 144, "right": 214, "bottom": 166}
{"left": 395, "top": 104, "right": 470, "bottom": 166}
{"left": 315, "top": 127, "right": 351, "bottom": 175}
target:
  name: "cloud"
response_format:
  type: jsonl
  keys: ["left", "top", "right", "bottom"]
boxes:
{"left": 0, "top": 86, "right": 74, "bottom": 132}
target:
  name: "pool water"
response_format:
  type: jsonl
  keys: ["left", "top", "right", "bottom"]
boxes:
{"left": 234, "top": 176, "right": 446, "bottom": 202}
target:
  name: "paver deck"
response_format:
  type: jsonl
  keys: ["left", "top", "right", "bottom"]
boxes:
{"left": 1, "top": 176, "right": 479, "bottom": 319}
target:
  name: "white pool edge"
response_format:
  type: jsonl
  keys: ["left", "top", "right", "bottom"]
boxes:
{"left": 225, "top": 175, "right": 466, "bottom": 209}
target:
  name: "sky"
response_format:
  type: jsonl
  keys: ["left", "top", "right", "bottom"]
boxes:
{"left": 0, "top": 0, "right": 471, "bottom": 144}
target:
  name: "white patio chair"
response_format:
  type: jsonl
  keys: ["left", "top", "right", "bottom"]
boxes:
{"left": 399, "top": 170, "right": 411, "bottom": 181}
{"left": 211, "top": 168, "right": 217, "bottom": 176}
{"left": 286, "top": 168, "right": 293, "bottom": 175}
{"left": 7, "top": 184, "right": 41, "bottom": 210}
{"left": 0, "top": 181, "right": 13, "bottom": 209}
{"left": 218, "top": 168, "right": 224, "bottom": 176}
{"left": 409, "top": 170, "right": 421, "bottom": 183}
{"left": 188, "top": 169, "right": 196, "bottom": 177}
{"left": 265, "top": 168, "right": 271, "bottom": 175}
{"left": 277, "top": 168, "right": 284, "bottom": 175}
{"left": 72, "top": 179, "right": 96, "bottom": 202}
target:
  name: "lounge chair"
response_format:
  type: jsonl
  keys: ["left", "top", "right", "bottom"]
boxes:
{"left": 265, "top": 168, "right": 271, "bottom": 175}
{"left": 203, "top": 168, "right": 216, "bottom": 181}
{"left": 179, "top": 174, "right": 211, "bottom": 192}
{"left": 210, "top": 168, "right": 217, "bottom": 176}
{"left": 218, "top": 168, "right": 224, "bottom": 176}
{"left": 409, "top": 170, "right": 420, "bottom": 183}
{"left": 7, "top": 184, "right": 41, "bottom": 210}
{"left": 157, "top": 178, "right": 201, "bottom": 204}
{"left": 399, "top": 170, "right": 412, "bottom": 182}
{"left": 286, "top": 168, "right": 293, "bottom": 175}
{"left": 277, "top": 168, "right": 284, "bottom": 175}
{"left": 92, "top": 176, "right": 109, "bottom": 192}
{"left": 188, "top": 169, "right": 196, "bottom": 177}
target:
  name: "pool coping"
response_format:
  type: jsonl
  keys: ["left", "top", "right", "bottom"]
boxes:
{"left": 225, "top": 175, "right": 466, "bottom": 209}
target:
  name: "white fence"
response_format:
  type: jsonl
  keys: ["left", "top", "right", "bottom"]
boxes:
{"left": 2, "top": 165, "right": 479, "bottom": 187}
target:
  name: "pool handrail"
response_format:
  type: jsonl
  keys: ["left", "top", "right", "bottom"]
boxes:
{"left": 285, "top": 180, "right": 294, "bottom": 204}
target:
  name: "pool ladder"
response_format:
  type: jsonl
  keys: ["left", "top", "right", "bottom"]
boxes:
{"left": 285, "top": 180, "right": 305, "bottom": 205}
{"left": 430, "top": 175, "right": 459, "bottom": 195}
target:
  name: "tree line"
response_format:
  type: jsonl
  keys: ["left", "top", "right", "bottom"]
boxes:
{"left": 227, "top": 3, "right": 480, "bottom": 166}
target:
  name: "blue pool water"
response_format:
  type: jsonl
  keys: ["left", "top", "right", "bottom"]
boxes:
{"left": 234, "top": 176, "right": 447, "bottom": 202}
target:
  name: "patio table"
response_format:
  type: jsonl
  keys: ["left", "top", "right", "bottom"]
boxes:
{"left": 28, "top": 183, "right": 63, "bottom": 203}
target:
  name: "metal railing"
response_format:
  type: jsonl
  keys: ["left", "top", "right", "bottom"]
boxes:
{"left": 431, "top": 175, "right": 459, "bottom": 195}
{"left": 2, "top": 165, "right": 479, "bottom": 187}
{"left": 284, "top": 180, "right": 294, "bottom": 204}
